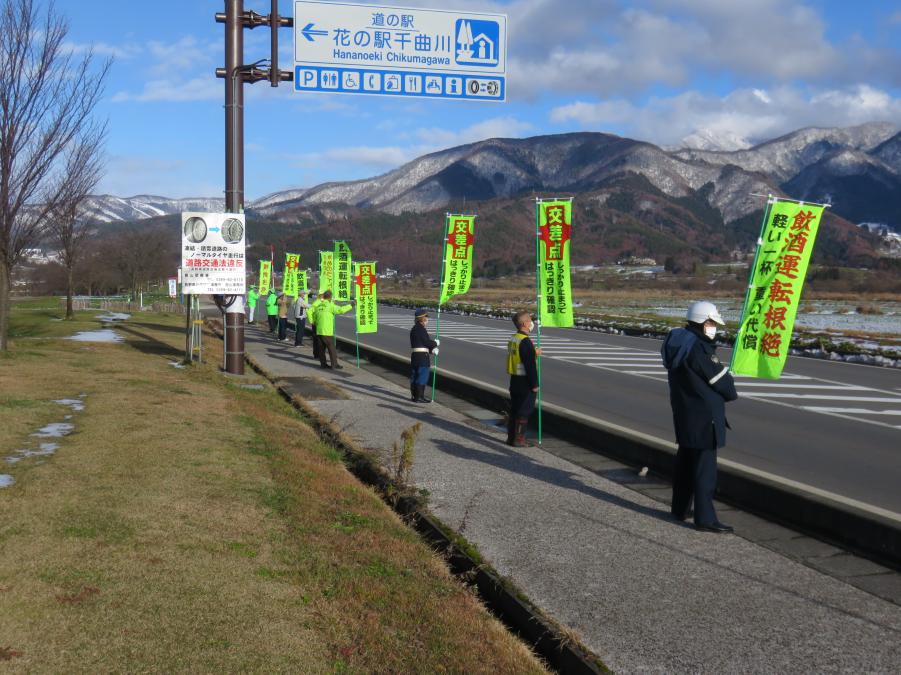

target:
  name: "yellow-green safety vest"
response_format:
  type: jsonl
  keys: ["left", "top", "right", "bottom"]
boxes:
{"left": 507, "top": 332, "right": 528, "bottom": 376}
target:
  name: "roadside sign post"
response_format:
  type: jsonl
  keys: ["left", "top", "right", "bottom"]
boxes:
{"left": 294, "top": 1, "right": 507, "bottom": 102}
{"left": 181, "top": 211, "right": 247, "bottom": 372}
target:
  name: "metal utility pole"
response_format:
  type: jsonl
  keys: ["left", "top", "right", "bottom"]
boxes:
{"left": 215, "top": 0, "right": 293, "bottom": 375}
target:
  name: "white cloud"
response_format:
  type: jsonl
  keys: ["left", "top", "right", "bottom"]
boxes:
{"left": 495, "top": 0, "right": 900, "bottom": 98}
{"left": 550, "top": 84, "right": 901, "bottom": 147}
{"left": 63, "top": 40, "right": 141, "bottom": 60}
{"left": 111, "top": 76, "right": 221, "bottom": 102}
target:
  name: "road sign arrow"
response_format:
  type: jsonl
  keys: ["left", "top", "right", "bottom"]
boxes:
{"left": 300, "top": 22, "right": 329, "bottom": 42}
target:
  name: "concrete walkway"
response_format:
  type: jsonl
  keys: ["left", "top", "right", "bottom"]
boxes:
{"left": 245, "top": 325, "right": 901, "bottom": 673}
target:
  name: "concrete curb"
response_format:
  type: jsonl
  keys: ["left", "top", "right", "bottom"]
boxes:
{"left": 330, "top": 334, "right": 901, "bottom": 571}
{"left": 239, "top": 349, "right": 608, "bottom": 674}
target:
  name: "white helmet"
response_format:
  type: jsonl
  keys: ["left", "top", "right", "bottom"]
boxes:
{"left": 687, "top": 300, "right": 725, "bottom": 325}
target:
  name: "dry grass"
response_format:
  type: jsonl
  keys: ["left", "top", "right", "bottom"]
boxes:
{"left": 0, "top": 305, "right": 547, "bottom": 673}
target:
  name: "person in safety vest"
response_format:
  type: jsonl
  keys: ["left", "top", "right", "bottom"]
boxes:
{"left": 265, "top": 288, "right": 278, "bottom": 333}
{"left": 246, "top": 286, "right": 259, "bottom": 324}
{"left": 409, "top": 307, "right": 439, "bottom": 403}
{"left": 661, "top": 300, "right": 738, "bottom": 533}
{"left": 308, "top": 292, "right": 322, "bottom": 359}
{"left": 506, "top": 310, "right": 540, "bottom": 447}
{"left": 314, "top": 290, "right": 353, "bottom": 369}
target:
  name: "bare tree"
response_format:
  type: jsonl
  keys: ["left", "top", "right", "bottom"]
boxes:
{"left": 0, "top": 0, "right": 110, "bottom": 349}
{"left": 48, "top": 134, "right": 107, "bottom": 319}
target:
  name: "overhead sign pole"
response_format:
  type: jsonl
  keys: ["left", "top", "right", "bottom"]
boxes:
{"left": 214, "top": 0, "right": 293, "bottom": 375}
{"left": 293, "top": 1, "right": 507, "bottom": 102}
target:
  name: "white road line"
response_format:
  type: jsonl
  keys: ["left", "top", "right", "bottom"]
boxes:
{"left": 746, "top": 394, "right": 901, "bottom": 402}
{"left": 802, "top": 407, "right": 901, "bottom": 416}
{"left": 735, "top": 383, "right": 870, "bottom": 390}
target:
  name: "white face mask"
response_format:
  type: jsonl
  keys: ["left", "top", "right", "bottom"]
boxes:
{"left": 704, "top": 325, "right": 717, "bottom": 340}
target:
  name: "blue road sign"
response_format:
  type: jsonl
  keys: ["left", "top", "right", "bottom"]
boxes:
{"left": 294, "top": 1, "right": 507, "bottom": 102}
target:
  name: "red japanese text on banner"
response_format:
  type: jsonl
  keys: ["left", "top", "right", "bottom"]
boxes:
{"left": 258, "top": 260, "right": 272, "bottom": 295}
{"left": 440, "top": 215, "right": 475, "bottom": 305}
{"left": 282, "top": 253, "right": 301, "bottom": 296}
{"left": 354, "top": 262, "right": 378, "bottom": 334}
{"left": 732, "top": 200, "right": 825, "bottom": 379}
{"left": 537, "top": 200, "right": 574, "bottom": 328}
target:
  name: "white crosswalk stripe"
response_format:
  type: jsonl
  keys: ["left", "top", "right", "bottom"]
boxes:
{"left": 368, "top": 312, "right": 901, "bottom": 429}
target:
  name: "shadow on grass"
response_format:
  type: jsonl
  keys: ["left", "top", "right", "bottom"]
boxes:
{"left": 115, "top": 325, "right": 183, "bottom": 358}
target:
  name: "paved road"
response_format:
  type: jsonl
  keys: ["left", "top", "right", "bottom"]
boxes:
{"left": 334, "top": 306, "right": 901, "bottom": 515}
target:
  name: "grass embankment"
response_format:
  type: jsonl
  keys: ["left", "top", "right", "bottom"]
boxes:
{"left": 0, "top": 300, "right": 546, "bottom": 673}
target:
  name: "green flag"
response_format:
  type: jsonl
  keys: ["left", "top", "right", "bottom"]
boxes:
{"left": 537, "top": 199, "right": 574, "bottom": 328}
{"left": 334, "top": 240, "right": 352, "bottom": 301}
{"left": 318, "top": 251, "right": 333, "bottom": 294}
{"left": 258, "top": 260, "right": 272, "bottom": 295}
{"left": 732, "top": 199, "right": 826, "bottom": 379}
{"left": 439, "top": 215, "right": 475, "bottom": 305}
{"left": 282, "top": 253, "right": 300, "bottom": 296}
{"left": 354, "top": 262, "right": 378, "bottom": 334}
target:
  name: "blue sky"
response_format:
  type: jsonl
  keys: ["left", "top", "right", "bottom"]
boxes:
{"left": 57, "top": 0, "right": 901, "bottom": 200}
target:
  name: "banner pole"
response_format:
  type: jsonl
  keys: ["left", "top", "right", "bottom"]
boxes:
{"left": 431, "top": 214, "right": 450, "bottom": 402}
{"left": 731, "top": 194, "right": 774, "bottom": 370}
{"left": 534, "top": 199, "right": 543, "bottom": 446}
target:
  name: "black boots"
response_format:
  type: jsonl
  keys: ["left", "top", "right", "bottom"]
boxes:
{"left": 513, "top": 418, "right": 531, "bottom": 447}
{"left": 411, "top": 384, "right": 430, "bottom": 403}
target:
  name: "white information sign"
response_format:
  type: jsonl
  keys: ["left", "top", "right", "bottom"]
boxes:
{"left": 167, "top": 277, "right": 178, "bottom": 298}
{"left": 180, "top": 212, "right": 246, "bottom": 295}
{"left": 294, "top": 1, "right": 507, "bottom": 101}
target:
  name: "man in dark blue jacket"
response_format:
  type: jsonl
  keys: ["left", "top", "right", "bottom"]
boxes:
{"left": 661, "top": 301, "right": 738, "bottom": 533}
{"left": 409, "top": 308, "right": 439, "bottom": 403}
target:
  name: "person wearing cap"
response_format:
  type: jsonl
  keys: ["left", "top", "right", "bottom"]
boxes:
{"left": 506, "top": 310, "right": 540, "bottom": 447}
{"left": 246, "top": 286, "right": 259, "bottom": 324}
{"left": 265, "top": 288, "right": 278, "bottom": 333}
{"left": 409, "top": 308, "right": 439, "bottom": 402}
{"left": 313, "top": 290, "right": 353, "bottom": 369}
{"left": 661, "top": 300, "right": 738, "bottom": 533}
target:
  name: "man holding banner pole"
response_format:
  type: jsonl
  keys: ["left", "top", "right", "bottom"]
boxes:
{"left": 506, "top": 310, "right": 540, "bottom": 447}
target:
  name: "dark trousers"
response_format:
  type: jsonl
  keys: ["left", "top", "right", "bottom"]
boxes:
{"left": 672, "top": 445, "right": 718, "bottom": 525}
{"left": 311, "top": 325, "right": 320, "bottom": 359}
{"left": 294, "top": 317, "right": 306, "bottom": 346}
{"left": 509, "top": 378, "right": 536, "bottom": 419}
{"left": 277, "top": 317, "right": 288, "bottom": 340}
{"left": 267, "top": 314, "right": 277, "bottom": 332}
{"left": 318, "top": 335, "right": 338, "bottom": 367}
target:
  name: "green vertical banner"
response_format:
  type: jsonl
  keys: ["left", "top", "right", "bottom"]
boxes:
{"left": 732, "top": 199, "right": 826, "bottom": 379}
{"left": 318, "top": 251, "right": 333, "bottom": 294}
{"left": 537, "top": 199, "right": 574, "bottom": 328}
{"left": 334, "top": 240, "right": 353, "bottom": 301}
{"left": 354, "top": 262, "right": 378, "bottom": 334}
{"left": 298, "top": 271, "right": 308, "bottom": 296}
{"left": 258, "top": 260, "right": 272, "bottom": 295}
{"left": 440, "top": 215, "right": 476, "bottom": 304}
{"left": 282, "top": 253, "right": 301, "bottom": 296}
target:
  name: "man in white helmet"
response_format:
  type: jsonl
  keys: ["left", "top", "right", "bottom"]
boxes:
{"left": 661, "top": 301, "right": 738, "bottom": 533}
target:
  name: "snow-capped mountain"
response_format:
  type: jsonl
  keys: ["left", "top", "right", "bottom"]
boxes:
{"left": 81, "top": 195, "right": 225, "bottom": 223}
{"left": 83, "top": 122, "right": 900, "bottom": 233}
{"left": 674, "top": 128, "right": 753, "bottom": 152}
